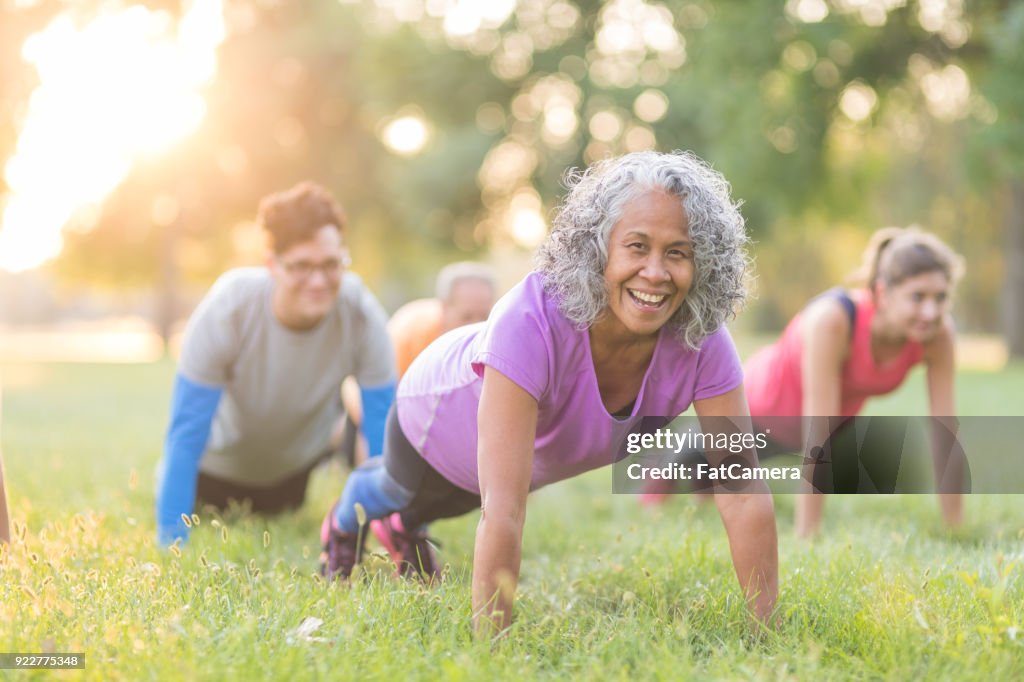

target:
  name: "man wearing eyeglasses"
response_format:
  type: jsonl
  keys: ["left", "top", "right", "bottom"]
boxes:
{"left": 155, "top": 182, "right": 395, "bottom": 546}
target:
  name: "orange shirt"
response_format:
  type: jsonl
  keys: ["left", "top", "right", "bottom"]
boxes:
{"left": 387, "top": 298, "right": 444, "bottom": 377}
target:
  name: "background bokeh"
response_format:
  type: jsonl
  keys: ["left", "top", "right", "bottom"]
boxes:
{"left": 1, "top": 0, "right": 1022, "bottom": 360}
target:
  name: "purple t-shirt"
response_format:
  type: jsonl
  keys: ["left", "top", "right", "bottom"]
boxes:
{"left": 397, "top": 272, "right": 744, "bottom": 494}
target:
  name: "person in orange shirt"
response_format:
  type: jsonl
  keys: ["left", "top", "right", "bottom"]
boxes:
{"left": 337, "top": 262, "right": 497, "bottom": 466}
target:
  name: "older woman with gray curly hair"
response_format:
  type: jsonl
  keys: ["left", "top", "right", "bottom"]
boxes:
{"left": 319, "top": 150, "right": 778, "bottom": 633}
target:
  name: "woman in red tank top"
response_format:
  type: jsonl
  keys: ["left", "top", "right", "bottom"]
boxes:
{"left": 783, "top": 228, "right": 963, "bottom": 537}
{"left": 643, "top": 228, "right": 965, "bottom": 538}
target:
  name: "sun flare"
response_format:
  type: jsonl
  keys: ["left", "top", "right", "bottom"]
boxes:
{"left": 0, "top": 1, "right": 226, "bottom": 272}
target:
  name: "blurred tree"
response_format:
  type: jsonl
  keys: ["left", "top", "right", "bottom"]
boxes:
{"left": 967, "top": 1, "right": 1024, "bottom": 356}
{"left": 1, "top": 0, "right": 1021, "bottom": 357}
{"left": 22, "top": 0, "right": 503, "bottom": 347}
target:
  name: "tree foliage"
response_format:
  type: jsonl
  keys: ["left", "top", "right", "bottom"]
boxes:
{"left": 0, "top": 0, "right": 1021, "bottom": 351}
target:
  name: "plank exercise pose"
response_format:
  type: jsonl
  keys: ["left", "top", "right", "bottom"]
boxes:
{"left": 155, "top": 182, "right": 396, "bottom": 545}
{"left": 319, "top": 151, "right": 779, "bottom": 631}
{"left": 643, "top": 228, "right": 964, "bottom": 538}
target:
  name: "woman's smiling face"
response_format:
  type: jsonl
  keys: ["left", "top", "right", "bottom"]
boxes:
{"left": 600, "top": 189, "right": 694, "bottom": 342}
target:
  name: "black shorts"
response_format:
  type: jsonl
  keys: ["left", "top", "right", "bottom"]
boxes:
{"left": 196, "top": 452, "right": 329, "bottom": 514}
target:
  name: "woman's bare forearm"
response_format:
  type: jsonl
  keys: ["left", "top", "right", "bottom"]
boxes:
{"left": 474, "top": 367, "right": 537, "bottom": 636}
{"left": 716, "top": 489, "right": 779, "bottom": 624}
{"left": 472, "top": 509, "right": 524, "bottom": 635}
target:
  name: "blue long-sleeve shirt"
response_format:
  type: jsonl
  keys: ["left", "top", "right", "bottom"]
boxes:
{"left": 359, "top": 382, "right": 395, "bottom": 457}
{"left": 155, "top": 373, "right": 222, "bottom": 545}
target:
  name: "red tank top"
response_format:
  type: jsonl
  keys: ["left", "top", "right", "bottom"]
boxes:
{"left": 744, "top": 290, "right": 925, "bottom": 447}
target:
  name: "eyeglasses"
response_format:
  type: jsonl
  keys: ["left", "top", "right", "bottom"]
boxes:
{"left": 276, "top": 254, "right": 349, "bottom": 282}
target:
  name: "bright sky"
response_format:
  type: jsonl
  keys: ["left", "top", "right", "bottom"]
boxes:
{"left": 0, "top": 1, "right": 225, "bottom": 272}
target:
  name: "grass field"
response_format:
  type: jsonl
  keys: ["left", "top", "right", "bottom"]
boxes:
{"left": 1, "top": 359, "right": 1023, "bottom": 680}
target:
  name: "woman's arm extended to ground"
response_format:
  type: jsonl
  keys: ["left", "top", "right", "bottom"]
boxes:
{"left": 924, "top": 318, "right": 962, "bottom": 528}
{"left": 472, "top": 366, "right": 538, "bottom": 636}
{"left": 796, "top": 300, "right": 848, "bottom": 538}
{"left": 695, "top": 385, "right": 779, "bottom": 626}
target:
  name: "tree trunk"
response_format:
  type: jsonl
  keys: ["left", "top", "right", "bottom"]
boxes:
{"left": 1004, "top": 180, "right": 1024, "bottom": 359}
{"left": 157, "top": 216, "right": 179, "bottom": 358}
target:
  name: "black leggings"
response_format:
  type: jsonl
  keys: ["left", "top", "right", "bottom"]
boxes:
{"left": 345, "top": 407, "right": 481, "bottom": 530}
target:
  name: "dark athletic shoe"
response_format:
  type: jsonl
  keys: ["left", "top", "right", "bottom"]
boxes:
{"left": 370, "top": 513, "right": 441, "bottom": 582}
{"left": 319, "top": 504, "right": 366, "bottom": 580}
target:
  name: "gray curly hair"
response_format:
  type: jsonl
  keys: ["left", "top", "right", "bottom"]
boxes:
{"left": 535, "top": 150, "right": 750, "bottom": 349}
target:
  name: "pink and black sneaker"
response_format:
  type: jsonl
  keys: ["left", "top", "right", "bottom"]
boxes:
{"left": 370, "top": 513, "right": 441, "bottom": 582}
{"left": 319, "top": 504, "right": 367, "bottom": 580}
